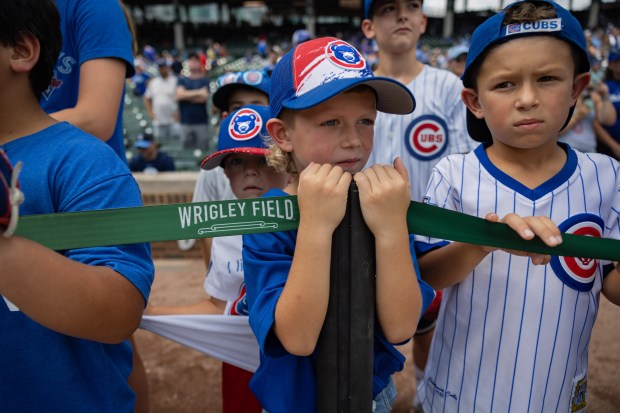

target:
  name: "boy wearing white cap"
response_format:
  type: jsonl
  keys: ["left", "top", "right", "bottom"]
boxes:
{"left": 415, "top": 1, "right": 620, "bottom": 412}
{"left": 242, "top": 36, "right": 436, "bottom": 413}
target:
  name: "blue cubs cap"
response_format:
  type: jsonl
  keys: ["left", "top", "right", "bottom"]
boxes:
{"left": 269, "top": 36, "right": 415, "bottom": 118}
{"left": 364, "top": 0, "right": 374, "bottom": 18}
{"left": 201, "top": 105, "right": 271, "bottom": 170}
{"left": 134, "top": 132, "right": 156, "bottom": 149}
{"left": 462, "top": 0, "right": 590, "bottom": 142}
{"left": 447, "top": 45, "right": 469, "bottom": 61}
{"left": 609, "top": 48, "right": 620, "bottom": 63}
{"left": 212, "top": 70, "right": 271, "bottom": 112}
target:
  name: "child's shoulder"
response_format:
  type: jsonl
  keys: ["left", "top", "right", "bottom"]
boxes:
{"left": 412, "top": 65, "right": 463, "bottom": 99}
{"left": 7, "top": 122, "right": 129, "bottom": 175}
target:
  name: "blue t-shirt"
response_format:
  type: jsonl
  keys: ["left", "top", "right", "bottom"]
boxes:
{"left": 177, "top": 76, "right": 210, "bottom": 124}
{"left": 0, "top": 122, "right": 154, "bottom": 412}
{"left": 604, "top": 78, "right": 620, "bottom": 142}
{"left": 129, "top": 151, "right": 176, "bottom": 172}
{"left": 40, "top": 0, "right": 135, "bottom": 162}
{"left": 242, "top": 188, "right": 435, "bottom": 413}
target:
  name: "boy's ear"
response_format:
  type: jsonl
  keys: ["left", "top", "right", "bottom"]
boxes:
{"left": 420, "top": 12, "right": 428, "bottom": 35}
{"left": 571, "top": 72, "right": 591, "bottom": 105}
{"left": 10, "top": 32, "right": 40, "bottom": 74}
{"left": 361, "top": 19, "right": 375, "bottom": 40}
{"left": 266, "top": 118, "right": 293, "bottom": 153}
{"left": 461, "top": 88, "right": 484, "bottom": 119}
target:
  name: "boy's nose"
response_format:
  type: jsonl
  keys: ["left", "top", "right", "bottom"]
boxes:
{"left": 342, "top": 129, "right": 363, "bottom": 148}
{"left": 516, "top": 83, "right": 539, "bottom": 109}
{"left": 243, "top": 162, "right": 260, "bottom": 175}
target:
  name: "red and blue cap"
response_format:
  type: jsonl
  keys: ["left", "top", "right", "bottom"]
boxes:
{"left": 269, "top": 37, "right": 415, "bottom": 118}
{"left": 201, "top": 105, "right": 271, "bottom": 170}
{"left": 463, "top": 0, "right": 590, "bottom": 142}
{"left": 212, "top": 70, "right": 271, "bottom": 112}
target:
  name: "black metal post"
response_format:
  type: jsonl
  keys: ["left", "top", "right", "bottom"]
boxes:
{"left": 316, "top": 182, "right": 375, "bottom": 412}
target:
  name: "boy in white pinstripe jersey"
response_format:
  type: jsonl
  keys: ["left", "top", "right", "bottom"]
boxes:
{"left": 361, "top": 2, "right": 477, "bottom": 406}
{"left": 415, "top": 1, "right": 620, "bottom": 412}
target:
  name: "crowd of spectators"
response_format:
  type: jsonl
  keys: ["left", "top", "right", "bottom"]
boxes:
{"left": 124, "top": 21, "right": 620, "bottom": 172}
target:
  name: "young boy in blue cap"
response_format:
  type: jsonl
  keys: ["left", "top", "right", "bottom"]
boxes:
{"left": 242, "top": 36, "right": 436, "bottom": 413}
{"left": 414, "top": 1, "right": 620, "bottom": 412}
{"left": 0, "top": 1, "right": 154, "bottom": 411}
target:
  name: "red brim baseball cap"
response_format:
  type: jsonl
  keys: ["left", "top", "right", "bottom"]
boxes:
{"left": 201, "top": 105, "right": 271, "bottom": 170}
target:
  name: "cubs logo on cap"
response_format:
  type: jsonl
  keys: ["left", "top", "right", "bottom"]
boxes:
{"left": 201, "top": 105, "right": 271, "bottom": 170}
{"left": 550, "top": 214, "right": 604, "bottom": 292}
{"left": 325, "top": 41, "right": 366, "bottom": 70}
{"left": 242, "top": 70, "right": 264, "bottom": 86}
{"left": 228, "top": 107, "right": 263, "bottom": 141}
{"left": 462, "top": 0, "right": 590, "bottom": 143}
{"left": 269, "top": 36, "right": 415, "bottom": 118}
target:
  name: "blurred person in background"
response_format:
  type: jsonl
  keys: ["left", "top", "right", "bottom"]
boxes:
{"left": 445, "top": 44, "right": 468, "bottom": 77}
{"left": 176, "top": 53, "right": 210, "bottom": 151}
{"left": 144, "top": 60, "right": 179, "bottom": 144}
{"left": 129, "top": 132, "right": 176, "bottom": 173}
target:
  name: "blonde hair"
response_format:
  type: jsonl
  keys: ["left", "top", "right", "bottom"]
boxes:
{"left": 264, "top": 109, "right": 298, "bottom": 175}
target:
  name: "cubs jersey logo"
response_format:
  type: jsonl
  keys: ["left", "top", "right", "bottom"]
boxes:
{"left": 550, "top": 213, "right": 604, "bottom": 292}
{"left": 325, "top": 41, "right": 366, "bottom": 70}
{"left": 404, "top": 115, "right": 449, "bottom": 160}
{"left": 242, "top": 70, "right": 263, "bottom": 85}
{"left": 228, "top": 108, "right": 262, "bottom": 141}
{"left": 228, "top": 284, "right": 249, "bottom": 316}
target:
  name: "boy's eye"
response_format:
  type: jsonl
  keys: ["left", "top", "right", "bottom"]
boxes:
{"left": 495, "top": 81, "right": 514, "bottom": 90}
{"left": 538, "top": 75, "right": 557, "bottom": 82}
{"left": 259, "top": 158, "right": 268, "bottom": 166}
{"left": 322, "top": 119, "right": 340, "bottom": 126}
{"left": 407, "top": 1, "right": 422, "bottom": 10}
{"left": 227, "top": 157, "right": 244, "bottom": 166}
{"left": 359, "top": 118, "right": 375, "bottom": 126}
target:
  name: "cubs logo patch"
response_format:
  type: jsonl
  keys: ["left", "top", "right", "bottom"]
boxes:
{"left": 217, "top": 72, "right": 240, "bottom": 88}
{"left": 550, "top": 213, "right": 603, "bottom": 292}
{"left": 325, "top": 40, "right": 366, "bottom": 70}
{"left": 404, "top": 115, "right": 449, "bottom": 160}
{"left": 228, "top": 108, "right": 262, "bottom": 141}
{"left": 292, "top": 38, "right": 371, "bottom": 97}
{"left": 228, "top": 284, "right": 249, "bottom": 316}
{"left": 242, "top": 70, "right": 263, "bottom": 85}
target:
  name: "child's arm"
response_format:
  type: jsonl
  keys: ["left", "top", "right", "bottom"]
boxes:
{"left": 274, "top": 163, "right": 352, "bottom": 356}
{"left": 49, "top": 59, "right": 127, "bottom": 141}
{"left": 602, "top": 264, "right": 620, "bottom": 305}
{"left": 354, "top": 158, "right": 421, "bottom": 343}
{"left": 419, "top": 212, "right": 562, "bottom": 290}
{"left": 0, "top": 235, "right": 145, "bottom": 344}
{"left": 145, "top": 297, "right": 226, "bottom": 316}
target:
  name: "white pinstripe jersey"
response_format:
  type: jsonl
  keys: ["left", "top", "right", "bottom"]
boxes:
{"left": 366, "top": 65, "right": 477, "bottom": 201}
{"left": 415, "top": 144, "right": 620, "bottom": 413}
